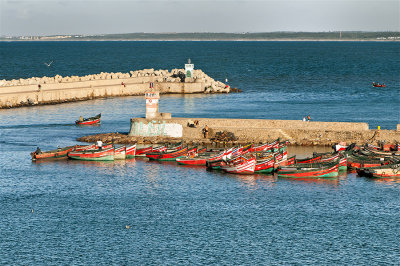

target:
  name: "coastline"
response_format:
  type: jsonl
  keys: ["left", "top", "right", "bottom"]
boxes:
{"left": 1, "top": 39, "right": 399, "bottom": 42}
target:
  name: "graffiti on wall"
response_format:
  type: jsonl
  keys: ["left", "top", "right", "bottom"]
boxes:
{"left": 130, "top": 121, "right": 183, "bottom": 137}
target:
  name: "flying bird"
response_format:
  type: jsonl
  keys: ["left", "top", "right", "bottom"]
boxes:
{"left": 44, "top": 61, "right": 53, "bottom": 67}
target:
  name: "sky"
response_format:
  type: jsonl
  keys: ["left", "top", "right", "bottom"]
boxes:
{"left": 0, "top": 0, "right": 399, "bottom": 36}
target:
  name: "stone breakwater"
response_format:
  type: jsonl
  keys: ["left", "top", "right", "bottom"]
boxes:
{"left": 77, "top": 118, "right": 400, "bottom": 146}
{"left": 0, "top": 69, "right": 231, "bottom": 109}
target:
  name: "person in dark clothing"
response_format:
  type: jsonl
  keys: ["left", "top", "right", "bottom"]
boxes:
{"left": 202, "top": 125, "right": 209, "bottom": 138}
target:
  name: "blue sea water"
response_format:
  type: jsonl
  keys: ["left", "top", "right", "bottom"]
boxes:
{"left": 0, "top": 41, "right": 400, "bottom": 264}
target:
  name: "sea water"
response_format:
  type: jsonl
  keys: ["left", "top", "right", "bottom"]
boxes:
{"left": 0, "top": 41, "right": 399, "bottom": 264}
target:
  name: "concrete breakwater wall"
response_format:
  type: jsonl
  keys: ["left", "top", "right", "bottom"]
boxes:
{"left": 128, "top": 117, "right": 400, "bottom": 146}
{"left": 0, "top": 69, "right": 230, "bottom": 109}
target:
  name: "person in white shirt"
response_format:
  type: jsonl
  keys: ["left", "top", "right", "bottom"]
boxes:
{"left": 96, "top": 140, "right": 103, "bottom": 149}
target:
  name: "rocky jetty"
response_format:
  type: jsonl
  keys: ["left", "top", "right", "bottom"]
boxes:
{"left": 0, "top": 68, "right": 238, "bottom": 109}
{"left": 0, "top": 69, "right": 232, "bottom": 93}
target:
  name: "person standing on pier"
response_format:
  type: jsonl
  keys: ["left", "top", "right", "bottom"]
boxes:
{"left": 202, "top": 125, "right": 209, "bottom": 138}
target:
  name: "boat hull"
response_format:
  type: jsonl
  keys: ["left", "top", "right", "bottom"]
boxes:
{"left": 221, "top": 158, "right": 256, "bottom": 175}
{"left": 146, "top": 147, "right": 188, "bottom": 161}
{"left": 31, "top": 146, "right": 76, "bottom": 161}
{"left": 277, "top": 164, "right": 339, "bottom": 178}
{"left": 68, "top": 148, "right": 115, "bottom": 161}
{"left": 176, "top": 157, "right": 207, "bottom": 166}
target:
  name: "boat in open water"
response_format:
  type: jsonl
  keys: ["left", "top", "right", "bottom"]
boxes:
{"left": 31, "top": 146, "right": 76, "bottom": 161}
{"left": 75, "top": 113, "right": 101, "bottom": 125}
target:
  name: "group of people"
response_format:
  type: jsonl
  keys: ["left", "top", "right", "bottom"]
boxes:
{"left": 302, "top": 115, "right": 311, "bottom": 122}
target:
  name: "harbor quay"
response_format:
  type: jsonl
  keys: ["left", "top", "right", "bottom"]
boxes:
{"left": 77, "top": 117, "right": 400, "bottom": 147}
{"left": 0, "top": 66, "right": 232, "bottom": 109}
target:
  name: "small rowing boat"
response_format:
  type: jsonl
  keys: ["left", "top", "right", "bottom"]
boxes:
{"left": 277, "top": 162, "right": 339, "bottom": 179}
{"left": 220, "top": 157, "right": 256, "bottom": 175}
{"left": 75, "top": 113, "right": 101, "bottom": 125}
{"left": 125, "top": 144, "right": 137, "bottom": 159}
{"left": 68, "top": 147, "right": 114, "bottom": 161}
{"left": 31, "top": 145, "right": 76, "bottom": 161}
{"left": 146, "top": 147, "right": 188, "bottom": 161}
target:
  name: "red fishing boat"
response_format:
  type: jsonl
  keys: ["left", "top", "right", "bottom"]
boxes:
{"left": 135, "top": 146, "right": 153, "bottom": 157}
{"left": 361, "top": 163, "right": 400, "bottom": 178}
{"left": 75, "top": 144, "right": 96, "bottom": 151}
{"left": 255, "top": 157, "right": 275, "bottom": 174}
{"left": 146, "top": 147, "right": 188, "bottom": 161}
{"left": 296, "top": 155, "right": 322, "bottom": 164}
{"left": 277, "top": 162, "right": 339, "bottom": 178}
{"left": 220, "top": 157, "right": 256, "bottom": 175}
{"left": 252, "top": 139, "right": 279, "bottom": 152}
{"left": 125, "top": 144, "right": 137, "bottom": 158}
{"left": 321, "top": 153, "right": 340, "bottom": 163}
{"left": 31, "top": 145, "right": 76, "bottom": 161}
{"left": 176, "top": 157, "right": 207, "bottom": 166}
{"left": 75, "top": 113, "right": 101, "bottom": 125}
{"left": 68, "top": 147, "right": 115, "bottom": 161}
{"left": 114, "top": 146, "right": 126, "bottom": 160}
{"left": 372, "top": 82, "right": 386, "bottom": 88}
{"left": 134, "top": 145, "right": 166, "bottom": 157}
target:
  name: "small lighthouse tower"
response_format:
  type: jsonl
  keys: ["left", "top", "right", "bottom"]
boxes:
{"left": 145, "top": 82, "right": 160, "bottom": 119}
{"left": 185, "top": 58, "right": 194, "bottom": 78}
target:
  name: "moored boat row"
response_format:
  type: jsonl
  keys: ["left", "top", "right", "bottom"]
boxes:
{"left": 31, "top": 139, "right": 400, "bottom": 179}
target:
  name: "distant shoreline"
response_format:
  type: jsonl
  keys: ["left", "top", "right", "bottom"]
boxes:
{"left": 2, "top": 31, "right": 399, "bottom": 42}
{"left": 1, "top": 39, "right": 399, "bottom": 42}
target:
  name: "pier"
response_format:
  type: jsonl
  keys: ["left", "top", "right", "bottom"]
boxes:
{"left": 77, "top": 117, "right": 400, "bottom": 147}
{"left": 0, "top": 67, "right": 231, "bottom": 109}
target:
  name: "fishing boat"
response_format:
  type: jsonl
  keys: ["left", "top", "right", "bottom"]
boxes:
{"left": 254, "top": 157, "right": 275, "bottom": 174}
{"left": 125, "top": 144, "right": 137, "bottom": 159}
{"left": 252, "top": 139, "right": 279, "bottom": 152}
{"left": 277, "top": 162, "right": 339, "bottom": 179}
{"left": 31, "top": 145, "right": 76, "bottom": 161}
{"left": 135, "top": 146, "right": 153, "bottom": 157}
{"left": 176, "top": 156, "right": 207, "bottom": 166}
{"left": 68, "top": 147, "right": 115, "bottom": 161}
{"left": 220, "top": 157, "right": 256, "bottom": 175}
{"left": 75, "top": 144, "right": 96, "bottom": 151}
{"left": 296, "top": 155, "right": 322, "bottom": 164}
{"left": 114, "top": 146, "right": 126, "bottom": 160}
{"left": 333, "top": 142, "right": 348, "bottom": 152}
{"left": 134, "top": 145, "right": 167, "bottom": 157}
{"left": 205, "top": 150, "right": 228, "bottom": 169}
{"left": 146, "top": 147, "right": 188, "bottom": 161}
{"left": 75, "top": 113, "right": 101, "bottom": 125}
{"left": 372, "top": 82, "right": 386, "bottom": 88}
{"left": 338, "top": 157, "right": 347, "bottom": 171}
{"left": 360, "top": 163, "right": 400, "bottom": 178}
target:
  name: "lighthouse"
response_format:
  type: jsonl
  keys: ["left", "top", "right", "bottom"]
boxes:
{"left": 145, "top": 82, "right": 160, "bottom": 119}
{"left": 185, "top": 58, "right": 194, "bottom": 78}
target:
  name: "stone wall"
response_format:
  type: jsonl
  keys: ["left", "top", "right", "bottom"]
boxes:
{"left": 0, "top": 69, "right": 230, "bottom": 109}
{"left": 129, "top": 117, "right": 400, "bottom": 145}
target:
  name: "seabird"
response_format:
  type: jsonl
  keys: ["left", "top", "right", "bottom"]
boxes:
{"left": 44, "top": 61, "right": 53, "bottom": 67}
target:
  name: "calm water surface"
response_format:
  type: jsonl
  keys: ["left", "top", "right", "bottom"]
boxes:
{"left": 0, "top": 42, "right": 400, "bottom": 264}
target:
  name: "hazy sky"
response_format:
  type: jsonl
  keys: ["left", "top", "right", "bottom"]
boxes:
{"left": 1, "top": 0, "right": 399, "bottom": 36}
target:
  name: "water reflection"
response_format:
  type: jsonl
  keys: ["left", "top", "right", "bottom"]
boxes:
{"left": 365, "top": 176, "right": 400, "bottom": 187}
{"left": 278, "top": 176, "right": 340, "bottom": 187}
{"left": 233, "top": 174, "right": 277, "bottom": 190}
